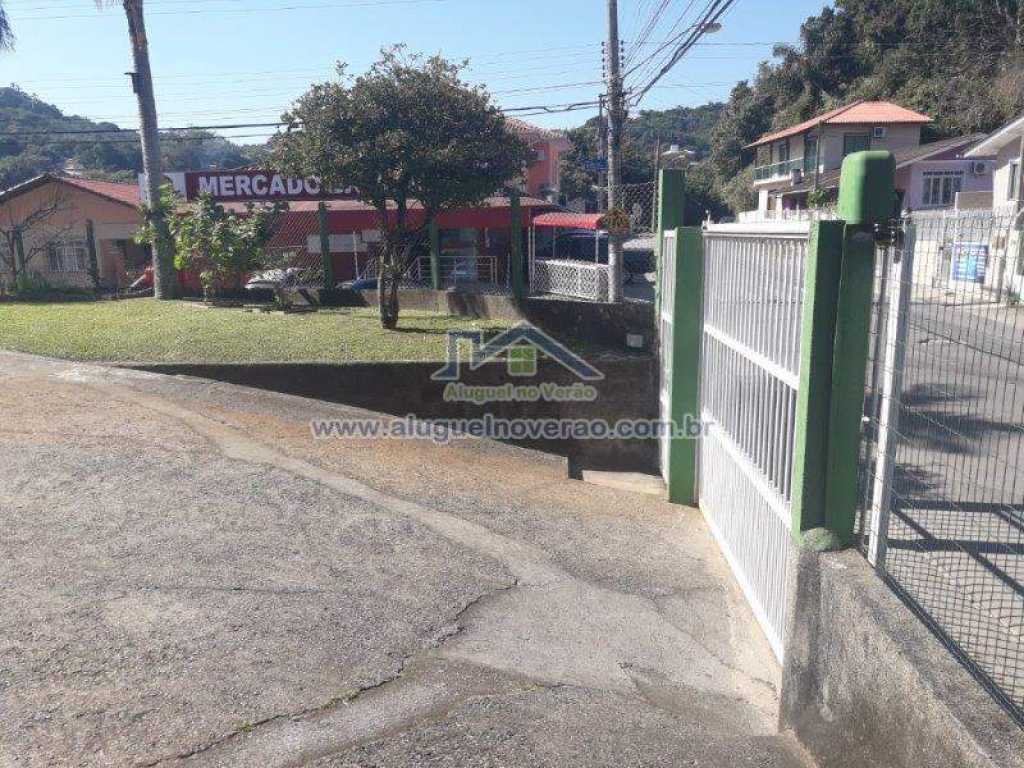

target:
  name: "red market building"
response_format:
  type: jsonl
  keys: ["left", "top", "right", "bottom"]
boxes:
{"left": 216, "top": 195, "right": 555, "bottom": 288}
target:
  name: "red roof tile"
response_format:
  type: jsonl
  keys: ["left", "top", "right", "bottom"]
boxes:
{"left": 59, "top": 176, "right": 141, "bottom": 207}
{"left": 747, "top": 101, "right": 931, "bottom": 148}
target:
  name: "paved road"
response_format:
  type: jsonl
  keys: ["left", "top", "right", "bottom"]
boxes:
{"left": 0, "top": 351, "right": 810, "bottom": 767}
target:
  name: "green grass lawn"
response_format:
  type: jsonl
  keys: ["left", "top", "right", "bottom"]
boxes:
{"left": 0, "top": 299, "right": 515, "bottom": 364}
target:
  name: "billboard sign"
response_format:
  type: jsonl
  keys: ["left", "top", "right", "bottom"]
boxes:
{"left": 182, "top": 171, "right": 359, "bottom": 203}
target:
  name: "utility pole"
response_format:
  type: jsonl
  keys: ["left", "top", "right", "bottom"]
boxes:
{"left": 597, "top": 95, "right": 608, "bottom": 212}
{"left": 605, "top": 0, "right": 625, "bottom": 302}
{"left": 123, "top": 0, "right": 175, "bottom": 299}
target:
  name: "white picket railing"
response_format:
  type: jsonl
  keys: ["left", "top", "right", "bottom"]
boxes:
{"left": 531, "top": 259, "right": 611, "bottom": 302}
{"left": 699, "top": 221, "right": 810, "bottom": 660}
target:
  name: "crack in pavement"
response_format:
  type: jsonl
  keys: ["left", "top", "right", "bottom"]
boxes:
{"left": 55, "top": 378, "right": 784, "bottom": 766}
{"left": 133, "top": 580, "right": 523, "bottom": 767}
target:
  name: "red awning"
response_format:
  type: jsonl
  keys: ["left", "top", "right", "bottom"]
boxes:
{"left": 532, "top": 212, "right": 605, "bottom": 230}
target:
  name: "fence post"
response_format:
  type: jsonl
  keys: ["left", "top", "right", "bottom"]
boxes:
{"left": 825, "top": 151, "right": 896, "bottom": 547}
{"left": 790, "top": 151, "right": 896, "bottom": 547}
{"left": 655, "top": 169, "right": 686, "bottom": 310}
{"left": 85, "top": 219, "right": 100, "bottom": 291}
{"left": 665, "top": 226, "right": 702, "bottom": 505}
{"left": 789, "top": 220, "right": 845, "bottom": 543}
{"left": 317, "top": 202, "right": 334, "bottom": 292}
{"left": 868, "top": 224, "right": 915, "bottom": 569}
{"left": 509, "top": 190, "right": 525, "bottom": 301}
{"left": 429, "top": 218, "right": 441, "bottom": 290}
{"left": 13, "top": 227, "right": 25, "bottom": 277}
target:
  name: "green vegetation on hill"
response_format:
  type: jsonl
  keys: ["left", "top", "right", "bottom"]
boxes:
{"left": 0, "top": 86, "right": 264, "bottom": 189}
{"left": 560, "top": 102, "right": 730, "bottom": 224}
{"left": 709, "top": 0, "right": 1024, "bottom": 211}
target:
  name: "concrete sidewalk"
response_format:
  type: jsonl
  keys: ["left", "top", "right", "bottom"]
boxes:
{"left": 0, "top": 351, "right": 811, "bottom": 767}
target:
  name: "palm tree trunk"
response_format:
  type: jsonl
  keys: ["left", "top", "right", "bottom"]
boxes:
{"left": 123, "top": 0, "right": 175, "bottom": 299}
{"left": 0, "top": 2, "right": 14, "bottom": 51}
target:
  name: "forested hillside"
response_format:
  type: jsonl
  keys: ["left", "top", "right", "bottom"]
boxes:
{"left": 561, "top": 102, "right": 730, "bottom": 223}
{"left": 0, "top": 87, "right": 262, "bottom": 189}
{"left": 709, "top": 0, "right": 1024, "bottom": 211}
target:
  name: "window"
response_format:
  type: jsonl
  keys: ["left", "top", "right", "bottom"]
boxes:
{"left": 1009, "top": 161, "right": 1020, "bottom": 202}
{"left": 48, "top": 241, "right": 88, "bottom": 272}
{"left": 921, "top": 170, "right": 964, "bottom": 207}
{"left": 774, "top": 141, "right": 790, "bottom": 164}
{"left": 803, "top": 136, "right": 818, "bottom": 173}
{"left": 843, "top": 133, "right": 872, "bottom": 157}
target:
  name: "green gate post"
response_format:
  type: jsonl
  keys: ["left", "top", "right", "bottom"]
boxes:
{"left": 790, "top": 150, "right": 895, "bottom": 549}
{"left": 318, "top": 202, "right": 334, "bottom": 292}
{"left": 655, "top": 169, "right": 686, "bottom": 311}
{"left": 665, "top": 226, "right": 703, "bottom": 505}
{"left": 509, "top": 190, "right": 525, "bottom": 302}
{"left": 85, "top": 219, "right": 100, "bottom": 291}
{"left": 429, "top": 218, "right": 441, "bottom": 290}
{"left": 826, "top": 150, "right": 897, "bottom": 546}
{"left": 789, "top": 221, "right": 845, "bottom": 545}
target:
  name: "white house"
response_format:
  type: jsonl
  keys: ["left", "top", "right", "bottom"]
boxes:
{"left": 966, "top": 114, "right": 1024, "bottom": 212}
{"left": 965, "top": 115, "right": 1024, "bottom": 299}
{"left": 746, "top": 100, "right": 934, "bottom": 216}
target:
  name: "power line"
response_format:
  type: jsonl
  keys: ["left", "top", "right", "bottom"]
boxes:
{"left": 8, "top": 0, "right": 449, "bottom": 20}
{"left": 629, "top": 0, "right": 739, "bottom": 107}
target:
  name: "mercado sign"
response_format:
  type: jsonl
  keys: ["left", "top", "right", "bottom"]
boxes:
{"left": 182, "top": 171, "right": 360, "bottom": 203}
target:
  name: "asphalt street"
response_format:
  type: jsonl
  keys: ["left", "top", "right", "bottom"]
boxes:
{"left": 0, "top": 351, "right": 810, "bottom": 767}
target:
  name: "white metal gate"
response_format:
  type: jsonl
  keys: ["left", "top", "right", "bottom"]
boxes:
{"left": 658, "top": 229, "right": 677, "bottom": 482}
{"left": 698, "top": 222, "right": 810, "bottom": 659}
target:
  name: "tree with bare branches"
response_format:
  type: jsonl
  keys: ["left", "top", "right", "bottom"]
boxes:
{"left": 0, "top": 185, "right": 77, "bottom": 289}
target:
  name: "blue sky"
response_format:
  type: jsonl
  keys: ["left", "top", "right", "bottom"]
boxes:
{"left": 1, "top": 0, "right": 829, "bottom": 143}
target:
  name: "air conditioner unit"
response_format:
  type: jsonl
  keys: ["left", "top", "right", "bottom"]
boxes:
{"left": 872, "top": 126, "right": 887, "bottom": 139}
{"left": 971, "top": 161, "right": 989, "bottom": 175}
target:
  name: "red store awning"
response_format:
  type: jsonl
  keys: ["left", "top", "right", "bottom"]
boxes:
{"left": 531, "top": 212, "right": 606, "bottom": 230}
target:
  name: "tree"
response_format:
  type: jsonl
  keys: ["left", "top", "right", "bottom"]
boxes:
{"left": 107, "top": 0, "right": 175, "bottom": 299}
{"left": 275, "top": 48, "right": 533, "bottom": 329}
{"left": 137, "top": 185, "right": 286, "bottom": 300}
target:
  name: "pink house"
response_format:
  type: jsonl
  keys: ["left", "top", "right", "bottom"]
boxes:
{"left": 506, "top": 119, "right": 570, "bottom": 201}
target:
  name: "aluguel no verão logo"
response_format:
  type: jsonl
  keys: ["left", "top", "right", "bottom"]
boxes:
{"left": 432, "top": 322, "right": 604, "bottom": 405}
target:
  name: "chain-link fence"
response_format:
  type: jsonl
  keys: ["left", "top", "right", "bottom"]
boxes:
{"left": 612, "top": 181, "right": 657, "bottom": 235}
{"left": 857, "top": 208, "right": 1024, "bottom": 726}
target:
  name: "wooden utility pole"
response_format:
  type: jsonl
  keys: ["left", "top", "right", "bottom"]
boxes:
{"left": 123, "top": 0, "right": 175, "bottom": 299}
{"left": 606, "top": 0, "right": 624, "bottom": 302}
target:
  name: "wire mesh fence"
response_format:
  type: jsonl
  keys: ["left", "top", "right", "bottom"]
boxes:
{"left": 612, "top": 181, "right": 657, "bottom": 235}
{"left": 857, "top": 208, "right": 1024, "bottom": 726}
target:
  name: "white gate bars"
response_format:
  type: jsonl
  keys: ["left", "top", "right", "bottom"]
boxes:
{"left": 699, "top": 222, "right": 810, "bottom": 660}
{"left": 658, "top": 230, "right": 677, "bottom": 482}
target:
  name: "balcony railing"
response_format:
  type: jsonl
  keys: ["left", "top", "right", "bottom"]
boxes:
{"left": 753, "top": 158, "right": 804, "bottom": 181}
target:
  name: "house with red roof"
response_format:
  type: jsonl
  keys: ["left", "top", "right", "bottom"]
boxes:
{"left": 746, "top": 100, "right": 945, "bottom": 216}
{"left": 0, "top": 173, "right": 147, "bottom": 292}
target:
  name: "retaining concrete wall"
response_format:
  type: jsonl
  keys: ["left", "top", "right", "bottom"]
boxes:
{"left": 123, "top": 357, "right": 659, "bottom": 473}
{"left": 781, "top": 548, "right": 1024, "bottom": 768}
{"left": 330, "top": 289, "right": 656, "bottom": 353}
